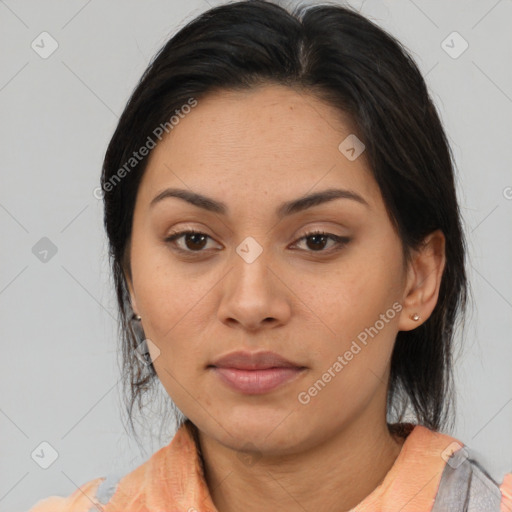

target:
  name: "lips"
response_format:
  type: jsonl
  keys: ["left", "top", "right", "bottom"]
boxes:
{"left": 208, "top": 350, "right": 307, "bottom": 394}
{"left": 209, "top": 350, "right": 303, "bottom": 370}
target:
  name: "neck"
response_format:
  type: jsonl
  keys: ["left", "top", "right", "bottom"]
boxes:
{"left": 194, "top": 411, "right": 407, "bottom": 512}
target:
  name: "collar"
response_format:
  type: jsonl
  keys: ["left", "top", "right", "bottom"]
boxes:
{"left": 106, "top": 420, "right": 460, "bottom": 512}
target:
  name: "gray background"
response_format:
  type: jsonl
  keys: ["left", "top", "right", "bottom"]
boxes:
{"left": 1, "top": 0, "right": 511, "bottom": 510}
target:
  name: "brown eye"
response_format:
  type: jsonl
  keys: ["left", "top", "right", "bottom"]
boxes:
{"left": 165, "top": 231, "right": 215, "bottom": 252}
{"left": 304, "top": 233, "right": 330, "bottom": 251}
{"left": 293, "top": 230, "right": 351, "bottom": 253}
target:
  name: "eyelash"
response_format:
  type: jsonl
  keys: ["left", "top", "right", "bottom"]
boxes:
{"left": 164, "top": 229, "right": 350, "bottom": 256}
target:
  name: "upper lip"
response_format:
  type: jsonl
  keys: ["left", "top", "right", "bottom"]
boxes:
{"left": 210, "top": 350, "right": 304, "bottom": 370}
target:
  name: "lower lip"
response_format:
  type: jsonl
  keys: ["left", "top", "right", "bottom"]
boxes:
{"left": 210, "top": 367, "right": 306, "bottom": 394}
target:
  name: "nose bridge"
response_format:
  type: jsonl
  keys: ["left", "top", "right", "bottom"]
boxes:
{"left": 217, "top": 233, "right": 288, "bottom": 327}
{"left": 231, "top": 234, "right": 273, "bottom": 296}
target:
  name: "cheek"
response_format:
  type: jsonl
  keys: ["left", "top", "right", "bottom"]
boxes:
{"left": 131, "top": 238, "right": 191, "bottom": 331}
{"left": 130, "top": 242, "right": 222, "bottom": 379}
{"left": 294, "top": 279, "right": 399, "bottom": 424}
{"left": 296, "top": 245, "right": 403, "bottom": 385}
{"left": 304, "top": 259, "right": 401, "bottom": 343}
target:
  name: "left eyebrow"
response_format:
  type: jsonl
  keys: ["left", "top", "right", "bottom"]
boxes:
{"left": 149, "top": 187, "right": 370, "bottom": 217}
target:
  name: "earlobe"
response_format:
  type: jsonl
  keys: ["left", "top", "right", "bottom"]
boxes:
{"left": 398, "top": 229, "right": 446, "bottom": 331}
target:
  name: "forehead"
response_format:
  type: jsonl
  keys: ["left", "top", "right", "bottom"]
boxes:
{"left": 139, "top": 84, "right": 381, "bottom": 212}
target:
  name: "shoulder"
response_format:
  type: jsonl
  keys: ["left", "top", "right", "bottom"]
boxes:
{"left": 26, "top": 424, "right": 194, "bottom": 512}
{"left": 384, "top": 423, "right": 512, "bottom": 512}
{"left": 27, "top": 470, "right": 133, "bottom": 512}
{"left": 26, "top": 440, "right": 180, "bottom": 511}
{"left": 500, "top": 473, "right": 512, "bottom": 511}
{"left": 431, "top": 438, "right": 512, "bottom": 512}
{"left": 26, "top": 476, "right": 107, "bottom": 512}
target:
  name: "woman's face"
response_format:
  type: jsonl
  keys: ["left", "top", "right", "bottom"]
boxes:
{"left": 126, "top": 84, "right": 416, "bottom": 454}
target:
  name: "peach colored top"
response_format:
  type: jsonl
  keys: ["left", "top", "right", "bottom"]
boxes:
{"left": 27, "top": 421, "right": 512, "bottom": 512}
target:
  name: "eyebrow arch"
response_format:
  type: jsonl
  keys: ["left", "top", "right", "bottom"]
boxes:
{"left": 149, "top": 187, "right": 370, "bottom": 217}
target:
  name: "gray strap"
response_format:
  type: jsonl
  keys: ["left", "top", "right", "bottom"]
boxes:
{"left": 86, "top": 471, "right": 125, "bottom": 511}
{"left": 96, "top": 471, "right": 125, "bottom": 503}
{"left": 432, "top": 446, "right": 503, "bottom": 511}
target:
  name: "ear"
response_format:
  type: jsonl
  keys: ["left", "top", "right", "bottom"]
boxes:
{"left": 398, "top": 229, "right": 446, "bottom": 331}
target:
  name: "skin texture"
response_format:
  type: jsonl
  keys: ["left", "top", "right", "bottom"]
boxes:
{"left": 125, "top": 84, "right": 446, "bottom": 512}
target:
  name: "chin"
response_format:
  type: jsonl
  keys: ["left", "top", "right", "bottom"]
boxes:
{"left": 203, "top": 406, "right": 309, "bottom": 452}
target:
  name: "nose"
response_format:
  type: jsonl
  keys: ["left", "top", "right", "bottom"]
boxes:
{"left": 216, "top": 241, "right": 292, "bottom": 332}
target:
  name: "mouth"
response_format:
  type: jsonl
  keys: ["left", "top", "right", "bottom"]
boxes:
{"left": 208, "top": 350, "right": 307, "bottom": 394}
{"left": 209, "top": 367, "right": 306, "bottom": 394}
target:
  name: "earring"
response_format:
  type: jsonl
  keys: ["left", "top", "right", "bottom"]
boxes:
{"left": 132, "top": 313, "right": 141, "bottom": 321}
{"left": 410, "top": 313, "right": 420, "bottom": 321}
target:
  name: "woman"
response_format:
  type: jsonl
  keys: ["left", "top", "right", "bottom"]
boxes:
{"left": 28, "top": 1, "right": 512, "bottom": 511}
